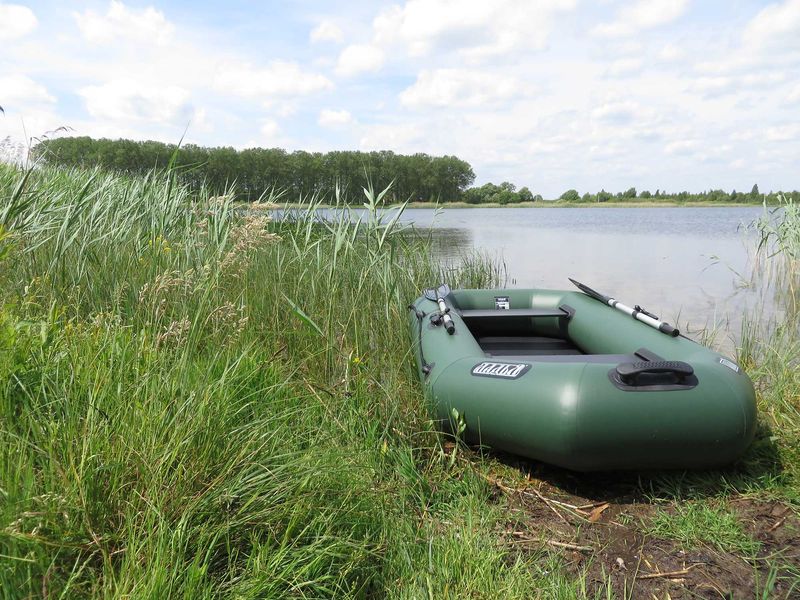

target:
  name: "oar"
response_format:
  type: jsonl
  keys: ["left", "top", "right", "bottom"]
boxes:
{"left": 568, "top": 278, "right": 680, "bottom": 337}
{"left": 423, "top": 284, "right": 455, "bottom": 334}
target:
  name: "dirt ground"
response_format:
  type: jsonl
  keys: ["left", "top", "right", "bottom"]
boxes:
{"left": 479, "top": 453, "right": 800, "bottom": 599}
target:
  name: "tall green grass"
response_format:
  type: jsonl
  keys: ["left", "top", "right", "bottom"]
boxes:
{"left": 737, "top": 197, "right": 800, "bottom": 495}
{"left": 0, "top": 163, "right": 581, "bottom": 598}
{"left": 4, "top": 162, "right": 798, "bottom": 598}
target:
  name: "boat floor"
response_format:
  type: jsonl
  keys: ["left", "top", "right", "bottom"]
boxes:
{"left": 479, "top": 336, "right": 635, "bottom": 364}
{"left": 478, "top": 335, "right": 583, "bottom": 356}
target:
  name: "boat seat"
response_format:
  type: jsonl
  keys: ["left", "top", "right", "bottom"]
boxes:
{"left": 479, "top": 336, "right": 584, "bottom": 356}
{"left": 459, "top": 308, "right": 569, "bottom": 319}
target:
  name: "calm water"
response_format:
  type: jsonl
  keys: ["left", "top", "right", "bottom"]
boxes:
{"left": 276, "top": 205, "right": 770, "bottom": 338}
{"left": 399, "top": 206, "right": 767, "bottom": 336}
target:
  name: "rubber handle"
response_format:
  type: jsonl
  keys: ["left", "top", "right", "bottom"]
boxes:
{"left": 616, "top": 360, "right": 693, "bottom": 383}
{"left": 658, "top": 322, "right": 680, "bottom": 337}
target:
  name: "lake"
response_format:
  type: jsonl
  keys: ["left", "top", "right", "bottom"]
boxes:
{"left": 276, "top": 204, "right": 772, "bottom": 341}
{"left": 398, "top": 206, "right": 768, "bottom": 339}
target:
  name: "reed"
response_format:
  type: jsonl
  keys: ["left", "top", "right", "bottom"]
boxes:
{"left": 0, "top": 164, "right": 556, "bottom": 598}
{"left": 736, "top": 196, "right": 800, "bottom": 494}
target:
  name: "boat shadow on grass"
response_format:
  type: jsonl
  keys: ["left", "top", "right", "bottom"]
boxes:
{"left": 470, "top": 422, "right": 800, "bottom": 599}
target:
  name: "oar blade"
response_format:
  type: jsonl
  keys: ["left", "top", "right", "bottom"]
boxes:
{"left": 423, "top": 283, "right": 451, "bottom": 301}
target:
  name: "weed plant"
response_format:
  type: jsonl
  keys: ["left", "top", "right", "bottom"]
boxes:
{"left": 736, "top": 197, "right": 800, "bottom": 495}
{"left": 0, "top": 163, "right": 573, "bottom": 598}
{"left": 2, "top": 162, "right": 799, "bottom": 598}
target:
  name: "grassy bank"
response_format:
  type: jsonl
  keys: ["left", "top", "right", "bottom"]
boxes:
{"left": 0, "top": 164, "right": 556, "bottom": 598}
{"left": 1, "top": 164, "right": 798, "bottom": 598}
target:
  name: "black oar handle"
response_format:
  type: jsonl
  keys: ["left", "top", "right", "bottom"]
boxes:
{"left": 658, "top": 323, "right": 680, "bottom": 337}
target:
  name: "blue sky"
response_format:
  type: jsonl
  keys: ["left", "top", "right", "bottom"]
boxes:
{"left": 1, "top": 0, "right": 798, "bottom": 196}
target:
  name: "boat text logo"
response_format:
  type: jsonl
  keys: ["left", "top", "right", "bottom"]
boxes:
{"left": 719, "top": 357, "right": 740, "bottom": 373}
{"left": 471, "top": 361, "right": 531, "bottom": 379}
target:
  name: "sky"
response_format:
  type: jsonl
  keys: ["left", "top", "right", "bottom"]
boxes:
{"left": 0, "top": 0, "right": 798, "bottom": 196}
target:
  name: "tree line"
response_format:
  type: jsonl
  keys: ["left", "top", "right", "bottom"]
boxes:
{"left": 465, "top": 183, "right": 798, "bottom": 204}
{"left": 34, "top": 137, "right": 476, "bottom": 203}
{"left": 31, "top": 136, "right": 797, "bottom": 205}
{"left": 557, "top": 184, "right": 799, "bottom": 204}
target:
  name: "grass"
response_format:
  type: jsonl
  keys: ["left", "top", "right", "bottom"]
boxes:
{"left": 737, "top": 197, "right": 800, "bottom": 494}
{"left": 1, "top": 162, "right": 799, "bottom": 598}
{"left": 0, "top": 163, "right": 597, "bottom": 598}
{"left": 646, "top": 501, "right": 761, "bottom": 556}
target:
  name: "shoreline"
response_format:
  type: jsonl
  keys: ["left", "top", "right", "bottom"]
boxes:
{"left": 277, "top": 200, "right": 767, "bottom": 209}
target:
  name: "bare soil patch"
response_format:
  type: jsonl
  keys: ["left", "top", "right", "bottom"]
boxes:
{"left": 480, "top": 454, "right": 800, "bottom": 599}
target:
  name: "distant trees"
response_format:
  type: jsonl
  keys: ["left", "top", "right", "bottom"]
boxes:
{"left": 31, "top": 136, "right": 799, "bottom": 206}
{"left": 559, "top": 189, "right": 580, "bottom": 202}
{"left": 35, "top": 137, "right": 476, "bottom": 203}
{"left": 597, "top": 190, "right": 613, "bottom": 202}
{"left": 549, "top": 183, "right": 798, "bottom": 204}
{"left": 463, "top": 181, "right": 539, "bottom": 204}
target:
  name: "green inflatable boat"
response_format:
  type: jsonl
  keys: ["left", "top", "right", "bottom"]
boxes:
{"left": 408, "top": 281, "right": 757, "bottom": 471}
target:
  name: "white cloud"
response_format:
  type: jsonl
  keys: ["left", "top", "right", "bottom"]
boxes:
{"left": 0, "top": 3, "right": 37, "bottom": 41}
{"left": 215, "top": 61, "right": 333, "bottom": 99}
{"left": 372, "top": 0, "right": 576, "bottom": 61}
{"left": 0, "top": 75, "right": 55, "bottom": 105}
{"left": 593, "top": 0, "right": 690, "bottom": 37}
{"left": 665, "top": 139, "right": 700, "bottom": 155}
{"left": 696, "top": 0, "right": 800, "bottom": 76}
{"left": 260, "top": 119, "right": 280, "bottom": 138}
{"left": 400, "top": 68, "right": 523, "bottom": 108}
{"left": 0, "top": 105, "right": 64, "bottom": 152}
{"left": 591, "top": 100, "right": 642, "bottom": 124}
{"left": 318, "top": 109, "right": 354, "bottom": 128}
{"left": 74, "top": 0, "right": 174, "bottom": 45}
{"left": 658, "top": 43, "right": 684, "bottom": 62}
{"left": 335, "top": 44, "right": 385, "bottom": 76}
{"left": 729, "top": 158, "right": 747, "bottom": 169}
{"left": 606, "top": 57, "right": 644, "bottom": 76}
{"left": 79, "top": 79, "right": 193, "bottom": 123}
{"left": 310, "top": 20, "right": 344, "bottom": 43}
{"left": 690, "top": 72, "right": 786, "bottom": 97}
{"left": 358, "top": 122, "right": 426, "bottom": 152}
{"left": 744, "top": 0, "right": 800, "bottom": 49}
{"left": 765, "top": 123, "right": 800, "bottom": 142}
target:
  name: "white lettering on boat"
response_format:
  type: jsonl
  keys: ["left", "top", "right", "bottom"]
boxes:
{"left": 494, "top": 296, "right": 510, "bottom": 310}
{"left": 471, "top": 361, "right": 531, "bottom": 379}
{"left": 719, "top": 357, "right": 740, "bottom": 373}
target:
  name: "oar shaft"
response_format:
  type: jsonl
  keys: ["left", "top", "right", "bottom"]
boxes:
{"left": 607, "top": 298, "right": 679, "bottom": 336}
{"left": 569, "top": 278, "right": 679, "bottom": 337}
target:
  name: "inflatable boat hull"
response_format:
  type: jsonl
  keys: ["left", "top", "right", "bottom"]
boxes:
{"left": 409, "top": 288, "right": 757, "bottom": 471}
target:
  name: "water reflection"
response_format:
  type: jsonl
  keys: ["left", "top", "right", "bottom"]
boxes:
{"left": 401, "top": 206, "right": 767, "bottom": 337}
{"left": 274, "top": 205, "right": 770, "bottom": 339}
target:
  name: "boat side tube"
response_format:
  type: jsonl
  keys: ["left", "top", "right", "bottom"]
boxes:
{"left": 409, "top": 288, "right": 758, "bottom": 471}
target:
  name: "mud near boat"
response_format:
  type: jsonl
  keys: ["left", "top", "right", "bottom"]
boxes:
{"left": 472, "top": 449, "right": 800, "bottom": 599}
